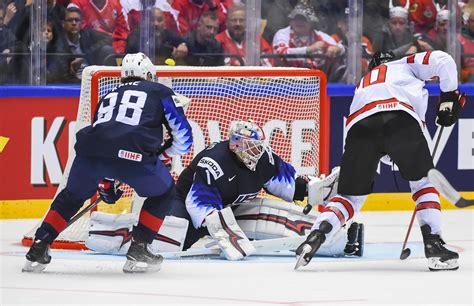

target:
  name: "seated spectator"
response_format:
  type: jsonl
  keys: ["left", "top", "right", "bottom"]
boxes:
{"left": 372, "top": 4, "right": 420, "bottom": 59}
{"left": 215, "top": 4, "right": 273, "bottom": 66}
{"left": 331, "top": 8, "right": 374, "bottom": 77}
{"left": 68, "top": 0, "right": 129, "bottom": 53}
{"left": 459, "top": 10, "right": 474, "bottom": 82}
{"left": 126, "top": 7, "right": 187, "bottom": 65}
{"left": 183, "top": 11, "right": 224, "bottom": 66}
{"left": 272, "top": 1, "right": 344, "bottom": 71}
{"left": 418, "top": 9, "right": 448, "bottom": 51}
{"left": 172, "top": 0, "right": 226, "bottom": 36}
{"left": 120, "top": 0, "right": 179, "bottom": 34}
{"left": 61, "top": 7, "right": 117, "bottom": 81}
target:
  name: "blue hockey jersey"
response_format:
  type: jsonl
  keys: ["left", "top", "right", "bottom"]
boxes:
{"left": 75, "top": 80, "right": 193, "bottom": 163}
{"left": 176, "top": 141, "right": 298, "bottom": 228}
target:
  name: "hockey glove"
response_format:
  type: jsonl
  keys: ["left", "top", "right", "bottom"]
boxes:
{"left": 158, "top": 151, "right": 172, "bottom": 170}
{"left": 97, "top": 178, "right": 123, "bottom": 204}
{"left": 436, "top": 90, "right": 466, "bottom": 127}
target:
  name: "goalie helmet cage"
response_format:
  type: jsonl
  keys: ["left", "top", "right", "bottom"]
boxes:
{"left": 22, "top": 65, "right": 329, "bottom": 250}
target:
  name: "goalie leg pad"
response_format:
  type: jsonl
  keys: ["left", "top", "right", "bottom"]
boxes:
{"left": 86, "top": 211, "right": 137, "bottom": 255}
{"left": 149, "top": 216, "right": 189, "bottom": 254}
{"left": 308, "top": 166, "right": 340, "bottom": 207}
{"left": 233, "top": 198, "right": 318, "bottom": 240}
{"left": 205, "top": 207, "right": 256, "bottom": 260}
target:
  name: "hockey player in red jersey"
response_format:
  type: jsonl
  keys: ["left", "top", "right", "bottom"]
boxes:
{"left": 295, "top": 50, "right": 465, "bottom": 271}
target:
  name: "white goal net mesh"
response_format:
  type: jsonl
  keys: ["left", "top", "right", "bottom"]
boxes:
{"left": 22, "top": 66, "right": 328, "bottom": 249}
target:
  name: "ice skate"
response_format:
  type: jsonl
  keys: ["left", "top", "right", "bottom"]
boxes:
{"left": 344, "top": 222, "right": 364, "bottom": 257}
{"left": 294, "top": 221, "right": 332, "bottom": 270}
{"left": 421, "top": 225, "right": 459, "bottom": 271}
{"left": 123, "top": 239, "right": 163, "bottom": 273}
{"left": 22, "top": 239, "right": 51, "bottom": 273}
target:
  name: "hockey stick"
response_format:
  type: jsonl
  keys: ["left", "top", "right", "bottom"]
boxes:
{"left": 159, "top": 235, "right": 307, "bottom": 259}
{"left": 428, "top": 169, "right": 474, "bottom": 208}
{"left": 65, "top": 182, "right": 124, "bottom": 230}
{"left": 64, "top": 197, "right": 103, "bottom": 230}
{"left": 400, "top": 126, "right": 444, "bottom": 260}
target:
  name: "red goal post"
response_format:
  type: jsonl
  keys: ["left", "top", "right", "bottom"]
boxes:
{"left": 22, "top": 65, "right": 329, "bottom": 250}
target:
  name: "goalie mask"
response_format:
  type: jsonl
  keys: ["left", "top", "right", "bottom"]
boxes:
{"left": 368, "top": 50, "right": 395, "bottom": 70}
{"left": 121, "top": 52, "right": 156, "bottom": 81}
{"left": 229, "top": 120, "right": 265, "bottom": 171}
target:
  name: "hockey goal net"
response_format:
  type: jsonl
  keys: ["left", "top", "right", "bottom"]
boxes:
{"left": 22, "top": 66, "right": 328, "bottom": 249}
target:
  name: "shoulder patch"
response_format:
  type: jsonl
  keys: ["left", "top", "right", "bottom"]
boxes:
{"left": 197, "top": 157, "right": 224, "bottom": 180}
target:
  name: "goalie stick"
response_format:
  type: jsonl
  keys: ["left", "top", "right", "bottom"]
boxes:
{"left": 158, "top": 235, "right": 307, "bottom": 259}
{"left": 428, "top": 169, "right": 474, "bottom": 208}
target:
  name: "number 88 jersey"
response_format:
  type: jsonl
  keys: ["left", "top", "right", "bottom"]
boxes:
{"left": 75, "top": 80, "right": 193, "bottom": 163}
{"left": 347, "top": 51, "right": 458, "bottom": 132}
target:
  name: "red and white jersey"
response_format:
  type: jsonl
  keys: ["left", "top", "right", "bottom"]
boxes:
{"left": 347, "top": 51, "right": 458, "bottom": 131}
{"left": 215, "top": 30, "right": 273, "bottom": 66}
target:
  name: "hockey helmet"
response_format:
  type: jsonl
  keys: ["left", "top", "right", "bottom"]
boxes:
{"left": 229, "top": 120, "right": 265, "bottom": 171}
{"left": 368, "top": 50, "right": 395, "bottom": 70}
{"left": 121, "top": 52, "right": 156, "bottom": 80}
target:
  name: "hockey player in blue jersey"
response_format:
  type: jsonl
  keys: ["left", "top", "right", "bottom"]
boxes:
{"left": 86, "top": 120, "right": 352, "bottom": 260}
{"left": 23, "top": 53, "right": 193, "bottom": 273}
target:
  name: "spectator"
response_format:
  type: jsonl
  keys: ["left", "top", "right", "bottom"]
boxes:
{"left": 172, "top": 0, "right": 226, "bottom": 36}
{"left": 44, "top": 20, "right": 71, "bottom": 83}
{"left": 372, "top": 4, "right": 420, "bottom": 59}
{"left": 272, "top": 1, "right": 344, "bottom": 71}
{"left": 215, "top": 4, "right": 273, "bottom": 66}
{"left": 183, "top": 11, "right": 224, "bottom": 66}
{"left": 121, "top": 0, "right": 179, "bottom": 34}
{"left": 419, "top": 9, "right": 448, "bottom": 51}
{"left": 404, "top": 0, "right": 437, "bottom": 34}
{"left": 459, "top": 9, "right": 474, "bottom": 82}
{"left": 61, "top": 7, "right": 117, "bottom": 81}
{"left": 331, "top": 8, "right": 374, "bottom": 76}
{"left": 68, "top": 0, "right": 129, "bottom": 53}
{"left": 126, "top": 7, "right": 187, "bottom": 65}
{"left": 0, "top": 3, "right": 21, "bottom": 84}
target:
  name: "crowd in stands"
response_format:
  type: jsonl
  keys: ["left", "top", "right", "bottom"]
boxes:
{"left": 1, "top": 0, "right": 474, "bottom": 84}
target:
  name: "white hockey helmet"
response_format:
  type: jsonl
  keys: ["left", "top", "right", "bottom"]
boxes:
{"left": 121, "top": 52, "right": 156, "bottom": 80}
{"left": 229, "top": 120, "right": 265, "bottom": 171}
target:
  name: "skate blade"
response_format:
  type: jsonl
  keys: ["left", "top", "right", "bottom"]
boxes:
{"left": 123, "top": 259, "right": 162, "bottom": 273}
{"left": 428, "top": 258, "right": 459, "bottom": 271}
{"left": 22, "top": 260, "right": 47, "bottom": 273}
{"left": 294, "top": 244, "right": 312, "bottom": 270}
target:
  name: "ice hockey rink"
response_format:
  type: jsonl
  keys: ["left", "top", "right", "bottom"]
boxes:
{"left": 1, "top": 210, "right": 472, "bottom": 305}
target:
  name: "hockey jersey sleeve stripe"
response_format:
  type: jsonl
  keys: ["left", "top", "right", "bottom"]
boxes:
{"left": 422, "top": 50, "right": 432, "bottom": 65}
{"left": 416, "top": 201, "right": 441, "bottom": 211}
{"left": 346, "top": 98, "right": 415, "bottom": 126}
{"left": 185, "top": 182, "right": 223, "bottom": 228}
{"left": 162, "top": 96, "right": 193, "bottom": 157}
{"left": 263, "top": 158, "right": 296, "bottom": 202}
{"left": 407, "top": 54, "right": 415, "bottom": 64}
{"left": 412, "top": 187, "right": 439, "bottom": 201}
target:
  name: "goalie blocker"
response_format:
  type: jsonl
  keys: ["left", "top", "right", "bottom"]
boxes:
{"left": 86, "top": 198, "right": 364, "bottom": 258}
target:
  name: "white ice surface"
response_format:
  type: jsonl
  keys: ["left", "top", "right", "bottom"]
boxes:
{"left": 1, "top": 210, "right": 473, "bottom": 305}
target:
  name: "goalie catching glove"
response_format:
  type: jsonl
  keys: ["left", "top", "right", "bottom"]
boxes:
{"left": 205, "top": 207, "right": 256, "bottom": 260}
{"left": 97, "top": 178, "right": 123, "bottom": 204}
{"left": 436, "top": 90, "right": 466, "bottom": 127}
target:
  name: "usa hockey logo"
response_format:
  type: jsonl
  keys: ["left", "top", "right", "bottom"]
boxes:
{"left": 118, "top": 149, "right": 142, "bottom": 162}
